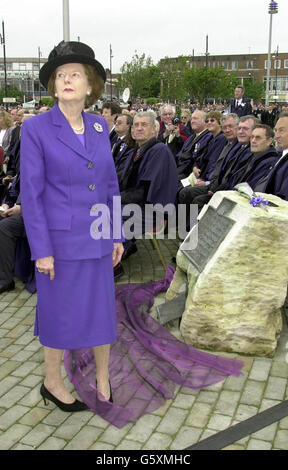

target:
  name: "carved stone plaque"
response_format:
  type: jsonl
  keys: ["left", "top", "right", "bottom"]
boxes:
{"left": 180, "top": 198, "right": 236, "bottom": 272}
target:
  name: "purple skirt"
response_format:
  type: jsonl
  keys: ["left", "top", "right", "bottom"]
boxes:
{"left": 34, "top": 254, "right": 117, "bottom": 349}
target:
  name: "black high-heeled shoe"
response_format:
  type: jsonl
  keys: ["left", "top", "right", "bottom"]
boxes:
{"left": 96, "top": 380, "right": 113, "bottom": 403}
{"left": 40, "top": 384, "right": 89, "bottom": 412}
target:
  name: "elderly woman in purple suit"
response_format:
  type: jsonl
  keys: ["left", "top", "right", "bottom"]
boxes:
{"left": 20, "top": 41, "right": 124, "bottom": 411}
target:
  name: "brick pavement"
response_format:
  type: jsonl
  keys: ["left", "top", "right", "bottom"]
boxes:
{"left": 0, "top": 238, "right": 288, "bottom": 450}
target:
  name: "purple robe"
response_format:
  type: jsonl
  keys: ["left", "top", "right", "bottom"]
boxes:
{"left": 121, "top": 141, "right": 178, "bottom": 207}
{"left": 176, "top": 129, "right": 213, "bottom": 178}
{"left": 263, "top": 152, "right": 288, "bottom": 200}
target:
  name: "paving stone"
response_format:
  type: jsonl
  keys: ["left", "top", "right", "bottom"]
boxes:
{"left": 0, "top": 384, "right": 30, "bottom": 408}
{"left": 116, "top": 439, "right": 143, "bottom": 450}
{"left": 240, "top": 380, "right": 266, "bottom": 406}
{"left": 185, "top": 402, "right": 212, "bottom": 428}
{"left": 13, "top": 331, "right": 34, "bottom": 346}
{"left": 9, "top": 298, "right": 27, "bottom": 308}
{"left": 64, "top": 426, "right": 104, "bottom": 450}
{"left": 259, "top": 398, "right": 282, "bottom": 412}
{"left": 0, "top": 344, "right": 25, "bottom": 359}
{"left": 10, "top": 350, "right": 34, "bottom": 362}
{"left": 100, "top": 423, "right": 133, "bottom": 446}
{"left": 247, "top": 438, "right": 272, "bottom": 450}
{"left": 0, "top": 424, "right": 31, "bottom": 450}
{"left": 0, "top": 405, "right": 30, "bottom": 430}
{"left": 38, "top": 436, "right": 67, "bottom": 450}
{"left": 207, "top": 414, "right": 232, "bottom": 431}
{"left": 0, "top": 376, "right": 20, "bottom": 397}
{"left": 23, "top": 296, "right": 37, "bottom": 307}
{"left": 151, "top": 400, "right": 172, "bottom": 417}
{"left": 215, "top": 390, "right": 241, "bottom": 416}
{"left": 223, "top": 372, "right": 247, "bottom": 391}
{"left": 234, "top": 404, "right": 258, "bottom": 421}
{"left": 89, "top": 441, "right": 115, "bottom": 451}
{"left": 42, "top": 408, "right": 69, "bottom": 426}
{"left": 156, "top": 407, "right": 188, "bottom": 435}
{"left": 248, "top": 358, "right": 272, "bottom": 381}
{"left": 274, "top": 430, "right": 288, "bottom": 450}
{"left": 13, "top": 306, "right": 34, "bottom": 318}
{"left": 19, "top": 407, "right": 50, "bottom": 426}
{"left": 88, "top": 413, "right": 111, "bottom": 429}
{"left": 20, "top": 374, "right": 42, "bottom": 388}
{"left": 21, "top": 423, "right": 56, "bottom": 447}
{"left": 172, "top": 393, "right": 196, "bottom": 409}
{"left": 251, "top": 422, "right": 278, "bottom": 442}
{"left": 126, "top": 414, "right": 161, "bottom": 443}
{"left": 270, "top": 361, "right": 288, "bottom": 378}
{"left": 144, "top": 432, "right": 172, "bottom": 450}
{"left": 223, "top": 444, "right": 246, "bottom": 450}
{"left": 19, "top": 387, "right": 43, "bottom": 407}
{"left": 170, "top": 426, "right": 202, "bottom": 450}
{"left": 264, "top": 377, "right": 287, "bottom": 400}
{"left": 0, "top": 301, "right": 11, "bottom": 312}
{"left": 53, "top": 411, "right": 94, "bottom": 439}
{"left": 12, "top": 443, "right": 35, "bottom": 450}
{"left": 6, "top": 324, "right": 29, "bottom": 338}
{"left": 11, "top": 361, "right": 38, "bottom": 378}
{"left": 279, "top": 416, "right": 288, "bottom": 429}
{"left": 197, "top": 390, "right": 219, "bottom": 404}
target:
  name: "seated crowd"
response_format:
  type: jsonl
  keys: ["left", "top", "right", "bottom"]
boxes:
{"left": 1, "top": 89, "right": 288, "bottom": 293}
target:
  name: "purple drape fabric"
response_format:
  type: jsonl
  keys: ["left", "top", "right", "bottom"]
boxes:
{"left": 64, "top": 266, "right": 243, "bottom": 428}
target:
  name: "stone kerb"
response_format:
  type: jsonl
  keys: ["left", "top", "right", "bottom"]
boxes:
{"left": 167, "top": 190, "right": 288, "bottom": 357}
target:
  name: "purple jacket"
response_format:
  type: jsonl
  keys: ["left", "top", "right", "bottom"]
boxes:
{"left": 20, "top": 104, "right": 123, "bottom": 261}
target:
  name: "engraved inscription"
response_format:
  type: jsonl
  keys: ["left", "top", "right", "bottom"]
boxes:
{"left": 180, "top": 203, "right": 235, "bottom": 272}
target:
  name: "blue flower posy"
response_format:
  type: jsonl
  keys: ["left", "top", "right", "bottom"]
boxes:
{"left": 249, "top": 195, "right": 269, "bottom": 208}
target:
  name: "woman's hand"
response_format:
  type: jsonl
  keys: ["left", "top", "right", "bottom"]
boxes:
{"left": 36, "top": 256, "right": 55, "bottom": 280}
{"left": 112, "top": 243, "right": 124, "bottom": 267}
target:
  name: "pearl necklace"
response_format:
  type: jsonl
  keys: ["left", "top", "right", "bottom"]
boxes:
{"left": 71, "top": 116, "right": 85, "bottom": 134}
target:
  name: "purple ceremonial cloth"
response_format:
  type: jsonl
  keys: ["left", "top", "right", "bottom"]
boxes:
{"left": 64, "top": 266, "right": 243, "bottom": 428}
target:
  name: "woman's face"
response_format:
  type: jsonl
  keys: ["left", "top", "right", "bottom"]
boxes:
{"left": 205, "top": 117, "right": 221, "bottom": 135}
{"left": 181, "top": 114, "right": 188, "bottom": 125}
{"left": 54, "top": 63, "right": 91, "bottom": 105}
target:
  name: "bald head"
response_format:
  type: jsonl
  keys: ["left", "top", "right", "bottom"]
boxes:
{"left": 191, "top": 110, "right": 207, "bottom": 134}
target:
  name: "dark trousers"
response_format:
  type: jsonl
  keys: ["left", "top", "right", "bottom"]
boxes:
{"left": 0, "top": 214, "right": 25, "bottom": 286}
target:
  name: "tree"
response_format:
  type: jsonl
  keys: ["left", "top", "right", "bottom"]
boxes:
{"left": 159, "top": 56, "right": 187, "bottom": 103}
{"left": 0, "top": 84, "right": 24, "bottom": 103}
{"left": 183, "top": 66, "right": 238, "bottom": 103}
{"left": 243, "top": 78, "right": 265, "bottom": 102}
{"left": 118, "top": 52, "right": 160, "bottom": 99}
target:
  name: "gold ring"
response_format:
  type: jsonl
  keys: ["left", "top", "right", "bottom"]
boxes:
{"left": 37, "top": 269, "right": 44, "bottom": 273}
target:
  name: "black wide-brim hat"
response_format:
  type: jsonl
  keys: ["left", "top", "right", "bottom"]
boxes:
{"left": 39, "top": 40, "right": 106, "bottom": 89}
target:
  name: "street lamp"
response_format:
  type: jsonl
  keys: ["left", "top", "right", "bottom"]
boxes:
{"left": 63, "top": 0, "right": 70, "bottom": 41}
{"left": 0, "top": 20, "right": 8, "bottom": 110}
{"left": 110, "top": 44, "right": 113, "bottom": 101}
{"left": 38, "top": 46, "right": 42, "bottom": 105}
{"left": 265, "top": 1, "right": 278, "bottom": 106}
{"left": 272, "top": 45, "right": 279, "bottom": 102}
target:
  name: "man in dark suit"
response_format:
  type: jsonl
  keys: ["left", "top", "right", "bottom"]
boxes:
{"left": 176, "top": 110, "right": 213, "bottom": 179}
{"left": 229, "top": 85, "right": 252, "bottom": 118}
{"left": 101, "top": 101, "right": 122, "bottom": 148}
{"left": 255, "top": 112, "right": 288, "bottom": 200}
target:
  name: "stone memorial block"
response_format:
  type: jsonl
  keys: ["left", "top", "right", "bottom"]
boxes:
{"left": 166, "top": 190, "right": 288, "bottom": 357}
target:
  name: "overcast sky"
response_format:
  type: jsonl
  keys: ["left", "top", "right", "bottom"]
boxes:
{"left": 1, "top": 0, "right": 287, "bottom": 72}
